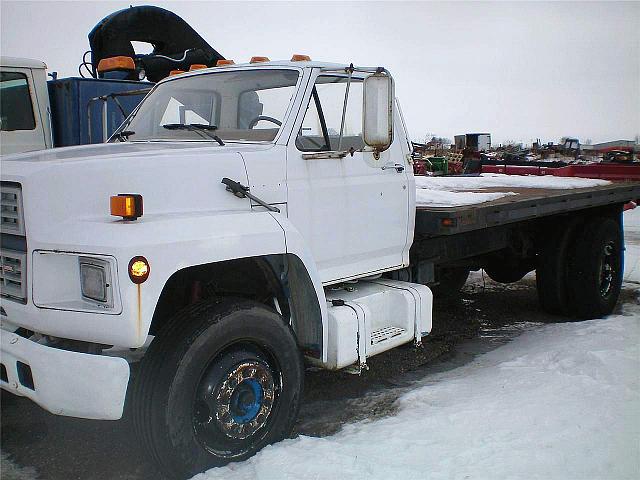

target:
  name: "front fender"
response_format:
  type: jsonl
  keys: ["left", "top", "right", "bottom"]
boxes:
{"left": 269, "top": 213, "right": 328, "bottom": 363}
{"left": 115, "top": 210, "right": 288, "bottom": 346}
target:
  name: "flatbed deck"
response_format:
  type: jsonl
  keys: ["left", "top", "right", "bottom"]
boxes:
{"left": 415, "top": 182, "right": 640, "bottom": 237}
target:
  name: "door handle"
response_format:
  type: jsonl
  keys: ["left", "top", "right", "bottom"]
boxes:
{"left": 381, "top": 163, "right": 405, "bottom": 173}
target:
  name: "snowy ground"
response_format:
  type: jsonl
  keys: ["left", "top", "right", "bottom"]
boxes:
{"left": 624, "top": 207, "right": 640, "bottom": 283}
{"left": 415, "top": 173, "right": 610, "bottom": 207}
{"left": 195, "top": 307, "right": 640, "bottom": 480}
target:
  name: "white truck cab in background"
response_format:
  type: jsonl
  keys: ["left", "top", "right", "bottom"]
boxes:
{"left": 0, "top": 57, "right": 52, "bottom": 155}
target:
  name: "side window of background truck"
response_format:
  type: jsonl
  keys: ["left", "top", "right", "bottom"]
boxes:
{"left": 296, "top": 76, "right": 364, "bottom": 152}
{"left": 0, "top": 72, "right": 36, "bottom": 131}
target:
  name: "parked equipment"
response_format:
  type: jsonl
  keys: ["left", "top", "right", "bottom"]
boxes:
{"left": 1, "top": 6, "right": 223, "bottom": 154}
{"left": 87, "top": 6, "right": 224, "bottom": 82}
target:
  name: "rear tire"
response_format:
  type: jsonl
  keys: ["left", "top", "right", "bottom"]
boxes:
{"left": 565, "top": 217, "right": 623, "bottom": 319}
{"left": 132, "top": 299, "right": 303, "bottom": 479}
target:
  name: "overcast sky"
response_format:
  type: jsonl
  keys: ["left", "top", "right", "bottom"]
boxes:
{"left": 1, "top": 1, "right": 638, "bottom": 145}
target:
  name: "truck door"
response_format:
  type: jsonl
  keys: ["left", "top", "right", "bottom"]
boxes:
{"left": 0, "top": 66, "right": 49, "bottom": 155}
{"left": 286, "top": 73, "right": 411, "bottom": 284}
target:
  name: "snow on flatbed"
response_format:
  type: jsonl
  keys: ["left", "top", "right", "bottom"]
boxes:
{"left": 194, "top": 302, "right": 640, "bottom": 480}
{"left": 416, "top": 173, "right": 611, "bottom": 207}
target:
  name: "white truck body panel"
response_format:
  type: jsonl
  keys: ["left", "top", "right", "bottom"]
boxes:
{"left": 1, "top": 329, "right": 129, "bottom": 419}
{"left": 0, "top": 57, "right": 52, "bottom": 154}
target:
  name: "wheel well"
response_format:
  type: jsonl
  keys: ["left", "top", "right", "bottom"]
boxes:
{"left": 149, "top": 254, "right": 323, "bottom": 359}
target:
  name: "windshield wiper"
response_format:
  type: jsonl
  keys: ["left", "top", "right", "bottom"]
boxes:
{"left": 114, "top": 130, "right": 135, "bottom": 142}
{"left": 162, "top": 123, "right": 225, "bottom": 146}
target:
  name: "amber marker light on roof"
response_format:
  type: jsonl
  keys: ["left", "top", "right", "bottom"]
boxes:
{"left": 128, "top": 256, "right": 150, "bottom": 284}
{"left": 250, "top": 56, "right": 270, "bottom": 63}
{"left": 169, "top": 69, "right": 186, "bottom": 76}
{"left": 110, "top": 194, "right": 143, "bottom": 220}
{"left": 189, "top": 64, "right": 208, "bottom": 70}
{"left": 291, "top": 54, "right": 311, "bottom": 61}
{"left": 97, "top": 56, "right": 135, "bottom": 73}
{"left": 216, "top": 59, "right": 235, "bottom": 66}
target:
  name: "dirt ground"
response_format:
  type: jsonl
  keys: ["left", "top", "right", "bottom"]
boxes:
{"left": 1, "top": 275, "right": 638, "bottom": 480}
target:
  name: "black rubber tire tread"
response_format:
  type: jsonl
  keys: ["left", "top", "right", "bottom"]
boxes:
{"left": 565, "top": 217, "right": 623, "bottom": 319}
{"left": 536, "top": 217, "right": 583, "bottom": 315}
{"left": 131, "top": 298, "right": 303, "bottom": 479}
{"left": 430, "top": 267, "right": 470, "bottom": 298}
{"left": 567, "top": 217, "right": 624, "bottom": 320}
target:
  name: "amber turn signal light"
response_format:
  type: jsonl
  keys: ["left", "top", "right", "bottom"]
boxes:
{"left": 97, "top": 56, "right": 135, "bottom": 73}
{"left": 110, "top": 194, "right": 143, "bottom": 220}
{"left": 128, "top": 256, "right": 150, "bottom": 284}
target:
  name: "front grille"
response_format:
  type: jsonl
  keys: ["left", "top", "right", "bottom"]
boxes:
{"left": 0, "top": 183, "right": 26, "bottom": 303}
{"left": 1, "top": 184, "right": 25, "bottom": 236}
{"left": 0, "top": 249, "right": 27, "bottom": 302}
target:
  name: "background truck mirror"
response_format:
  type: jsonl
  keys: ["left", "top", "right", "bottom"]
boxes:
{"left": 363, "top": 72, "right": 394, "bottom": 153}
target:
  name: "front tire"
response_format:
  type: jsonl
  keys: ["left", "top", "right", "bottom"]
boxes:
{"left": 132, "top": 299, "right": 303, "bottom": 479}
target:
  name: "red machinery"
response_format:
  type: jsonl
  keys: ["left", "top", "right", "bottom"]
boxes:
{"left": 482, "top": 163, "right": 640, "bottom": 182}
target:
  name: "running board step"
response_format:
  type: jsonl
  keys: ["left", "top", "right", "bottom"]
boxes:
{"left": 371, "top": 326, "right": 406, "bottom": 345}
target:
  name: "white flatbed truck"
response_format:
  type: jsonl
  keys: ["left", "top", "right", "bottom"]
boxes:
{"left": 1, "top": 58, "right": 639, "bottom": 479}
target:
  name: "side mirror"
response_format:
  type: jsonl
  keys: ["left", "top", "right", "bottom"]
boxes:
{"left": 363, "top": 72, "right": 394, "bottom": 154}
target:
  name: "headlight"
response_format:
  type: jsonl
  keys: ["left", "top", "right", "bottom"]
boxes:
{"left": 79, "top": 257, "right": 113, "bottom": 307}
{"left": 32, "top": 251, "right": 121, "bottom": 314}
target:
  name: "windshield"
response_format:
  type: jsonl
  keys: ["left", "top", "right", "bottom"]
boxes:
{"left": 118, "top": 69, "right": 300, "bottom": 143}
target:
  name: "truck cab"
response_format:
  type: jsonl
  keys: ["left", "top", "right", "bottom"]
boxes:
{"left": 0, "top": 57, "right": 52, "bottom": 154}
{"left": 1, "top": 59, "right": 430, "bottom": 478}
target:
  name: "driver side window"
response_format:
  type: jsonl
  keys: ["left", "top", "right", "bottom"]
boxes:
{"left": 296, "top": 76, "right": 364, "bottom": 152}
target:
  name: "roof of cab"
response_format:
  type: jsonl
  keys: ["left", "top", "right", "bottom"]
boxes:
{"left": 158, "top": 60, "right": 353, "bottom": 83}
{"left": 0, "top": 57, "right": 47, "bottom": 69}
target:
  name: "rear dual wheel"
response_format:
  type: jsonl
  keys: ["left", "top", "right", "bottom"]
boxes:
{"left": 132, "top": 299, "right": 303, "bottom": 479}
{"left": 565, "top": 217, "right": 623, "bottom": 319}
{"left": 537, "top": 216, "right": 623, "bottom": 319}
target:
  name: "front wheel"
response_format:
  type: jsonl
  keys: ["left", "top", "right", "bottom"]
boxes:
{"left": 132, "top": 299, "right": 304, "bottom": 479}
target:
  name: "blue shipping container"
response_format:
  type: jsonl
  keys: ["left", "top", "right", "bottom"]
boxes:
{"left": 47, "top": 77, "right": 153, "bottom": 147}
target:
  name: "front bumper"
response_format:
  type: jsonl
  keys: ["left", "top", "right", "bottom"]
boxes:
{"left": 1, "top": 331, "right": 130, "bottom": 420}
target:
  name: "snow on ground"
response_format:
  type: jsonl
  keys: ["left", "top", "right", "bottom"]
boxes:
{"left": 624, "top": 207, "right": 640, "bottom": 283}
{"left": 415, "top": 174, "right": 610, "bottom": 207}
{"left": 195, "top": 307, "right": 640, "bottom": 480}
{"left": 1, "top": 452, "right": 39, "bottom": 480}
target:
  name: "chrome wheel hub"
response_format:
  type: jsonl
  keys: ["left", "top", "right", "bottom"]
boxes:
{"left": 599, "top": 241, "right": 616, "bottom": 297}
{"left": 210, "top": 361, "right": 275, "bottom": 440}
